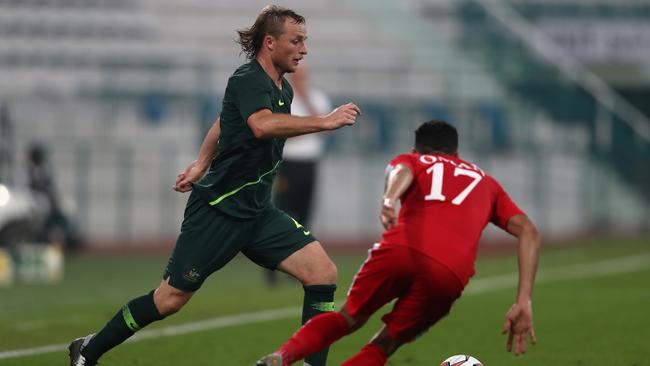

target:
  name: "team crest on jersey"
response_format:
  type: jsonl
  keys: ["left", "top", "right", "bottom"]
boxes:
{"left": 183, "top": 268, "right": 201, "bottom": 282}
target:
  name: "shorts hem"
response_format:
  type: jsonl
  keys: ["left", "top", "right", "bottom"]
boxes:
{"left": 265, "top": 235, "right": 317, "bottom": 270}
{"left": 163, "top": 272, "right": 202, "bottom": 293}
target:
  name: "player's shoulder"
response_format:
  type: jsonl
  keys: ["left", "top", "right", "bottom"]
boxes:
{"left": 388, "top": 152, "right": 417, "bottom": 167}
{"left": 454, "top": 155, "right": 486, "bottom": 173}
{"left": 454, "top": 156, "right": 501, "bottom": 183}
{"left": 384, "top": 153, "right": 414, "bottom": 176}
{"left": 391, "top": 152, "right": 416, "bottom": 160}
{"left": 229, "top": 62, "right": 252, "bottom": 79}
{"left": 453, "top": 156, "right": 502, "bottom": 188}
{"left": 228, "top": 61, "right": 270, "bottom": 87}
{"left": 449, "top": 157, "right": 505, "bottom": 194}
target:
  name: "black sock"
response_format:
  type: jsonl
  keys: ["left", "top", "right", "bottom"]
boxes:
{"left": 302, "top": 284, "right": 336, "bottom": 366}
{"left": 81, "top": 290, "right": 163, "bottom": 361}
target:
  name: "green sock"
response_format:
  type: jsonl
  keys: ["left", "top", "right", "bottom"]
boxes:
{"left": 81, "top": 290, "right": 163, "bottom": 362}
{"left": 302, "top": 284, "right": 337, "bottom": 366}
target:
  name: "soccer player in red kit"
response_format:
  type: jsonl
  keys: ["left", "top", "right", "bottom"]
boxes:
{"left": 256, "top": 120, "right": 540, "bottom": 366}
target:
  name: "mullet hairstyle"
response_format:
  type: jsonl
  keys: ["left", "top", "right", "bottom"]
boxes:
{"left": 236, "top": 5, "right": 305, "bottom": 60}
{"left": 414, "top": 119, "right": 459, "bottom": 155}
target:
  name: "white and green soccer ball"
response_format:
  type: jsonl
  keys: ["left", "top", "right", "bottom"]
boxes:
{"left": 439, "top": 355, "right": 483, "bottom": 366}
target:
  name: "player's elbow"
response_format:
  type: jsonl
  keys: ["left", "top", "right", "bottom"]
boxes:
{"left": 249, "top": 123, "right": 269, "bottom": 139}
{"left": 247, "top": 112, "right": 273, "bottom": 139}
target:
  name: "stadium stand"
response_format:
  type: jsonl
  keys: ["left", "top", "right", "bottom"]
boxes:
{"left": 1, "top": 0, "right": 648, "bottom": 244}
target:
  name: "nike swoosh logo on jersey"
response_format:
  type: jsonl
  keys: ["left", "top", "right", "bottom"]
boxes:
{"left": 278, "top": 99, "right": 285, "bottom": 106}
{"left": 290, "top": 216, "right": 310, "bottom": 235}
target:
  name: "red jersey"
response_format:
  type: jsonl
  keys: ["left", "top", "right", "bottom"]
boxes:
{"left": 381, "top": 153, "right": 524, "bottom": 285}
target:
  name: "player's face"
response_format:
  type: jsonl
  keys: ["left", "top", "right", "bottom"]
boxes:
{"left": 272, "top": 19, "right": 307, "bottom": 74}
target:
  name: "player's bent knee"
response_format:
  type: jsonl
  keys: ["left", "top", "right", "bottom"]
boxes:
{"left": 305, "top": 260, "right": 337, "bottom": 285}
{"left": 346, "top": 314, "right": 368, "bottom": 332}
{"left": 340, "top": 306, "right": 368, "bottom": 332}
{"left": 279, "top": 242, "right": 338, "bottom": 285}
{"left": 322, "top": 260, "right": 338, "bottom": 283}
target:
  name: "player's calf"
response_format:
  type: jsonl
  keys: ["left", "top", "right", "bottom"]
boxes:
{"left": 153, "top": 282, "right": 193, "bottom": 316}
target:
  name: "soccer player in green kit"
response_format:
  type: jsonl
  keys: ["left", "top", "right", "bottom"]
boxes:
{"left": 69, "top": 6, "right": 361, "bottom": 366}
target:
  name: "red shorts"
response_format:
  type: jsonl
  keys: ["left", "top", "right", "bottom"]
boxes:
{"left": 345, "top": 243, "right": 464, "bottom": 342}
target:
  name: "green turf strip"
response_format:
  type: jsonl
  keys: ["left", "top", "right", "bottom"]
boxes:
{"left": 0, "top": 236, "right": 648, "bottom": 365}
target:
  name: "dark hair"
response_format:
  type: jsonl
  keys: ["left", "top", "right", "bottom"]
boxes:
{"left": 414, "top": 119, "right": 458, "bottom": 154}
{"left": 236, "top": 5, "right": 305, "bottom": 60}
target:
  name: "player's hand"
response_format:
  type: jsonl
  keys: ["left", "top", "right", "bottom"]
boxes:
{"left": 380, "top": 198, "right": 398, "bottom": 230}
{"left": 501, "top": 300, "right": 537, "bottom": 356}
{"left": 173, "top": 160, "right": 206, "bottom": 192}
{"left": 324, "top": 103, "right": 361, "bottom": 130}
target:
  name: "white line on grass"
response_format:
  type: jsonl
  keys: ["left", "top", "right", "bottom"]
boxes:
{"left": 1, "top": 253, "right": 649, "bottom": 360}
{"left": 464, "top": 253, "right": 650, "bottom": 294}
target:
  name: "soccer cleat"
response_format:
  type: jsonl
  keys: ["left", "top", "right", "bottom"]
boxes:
{"left": 68, "top": 335, "right": 97, "bottom": 366}
{"left": 255, "top": 353, "right": 284, "bottom": 366}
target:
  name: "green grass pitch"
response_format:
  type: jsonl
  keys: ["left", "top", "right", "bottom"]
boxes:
{"left": 1, "top": 236, "right": 648, "bottom": 365}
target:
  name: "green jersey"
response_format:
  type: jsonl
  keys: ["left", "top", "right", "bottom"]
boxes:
{"left": 192, "top": 60, "right": 293, "bottom": 218}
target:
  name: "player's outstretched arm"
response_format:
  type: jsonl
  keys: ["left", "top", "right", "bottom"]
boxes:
{"left": 501, "top": 214, "right": 540, "bottom": 355}
{"left": 173, "top": 117, "right": 222, "bottom": 192}
{"left": 247, "top": 103, "right": 361, "bottom": 139}
{"left": 380, "top": 164, "right": 413, "bottom": 230}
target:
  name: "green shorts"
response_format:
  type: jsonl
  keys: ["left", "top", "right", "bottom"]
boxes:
{"left": 163, "top": 191, "right": 316, "bottom": 292}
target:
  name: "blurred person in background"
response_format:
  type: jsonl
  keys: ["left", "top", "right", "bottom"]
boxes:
{"left": 27, "top": 143, "right": 81, "bottom": 252}
{"left": 0, "top": 102, "right": 13, "bottom": 184}
{"left": 69, "top": 5, "right": 360, "bottom": 366}
{"left": 266, "top": 63, "right": 332, "bottom": 286}
{"left": 257, "top": 120, "right": 540, "bottom": 366}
